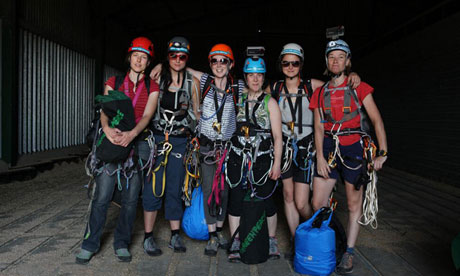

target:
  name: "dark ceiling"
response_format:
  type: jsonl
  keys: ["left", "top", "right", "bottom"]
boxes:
{"left": 90, "top": 0, "right": 455, "bottom": 78}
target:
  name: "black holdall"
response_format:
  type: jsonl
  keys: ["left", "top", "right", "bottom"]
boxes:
{"left": 238, "top": 193, "right": 269, "bottom": 264}
{"left": 94, "top": 90, "right": 136, "bottom": 163}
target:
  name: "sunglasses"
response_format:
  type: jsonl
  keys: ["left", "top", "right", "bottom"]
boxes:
{"left": 168, "top": 53, "right": 188, "bottom": 61}
{"left": 210, "top": 58, "right": 230, "bottom": 65}
{"left": 281, "top": 60, "right": 301, "bottom": 68}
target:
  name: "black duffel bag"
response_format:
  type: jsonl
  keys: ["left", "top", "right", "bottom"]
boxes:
{"left": 238, "top": 194, "right": 269, "bottom": 264}
{"left": 94, "top": 90, "right": 136, "bottom": 163}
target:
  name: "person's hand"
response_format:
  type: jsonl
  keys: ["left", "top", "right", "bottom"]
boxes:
{"left": 372, "top": 156, "right": 387, "bottom": 171}
{"left": 150, "top": 64, "right": 162, "bottom": 81}
{"left": 103, "top": 126, "right": 122, "bottom": 144}
{"left": 269, "top": 161, "right": 281, "bottom": 180}
{"left": 117, "top": 130, "right": 137, "bottom": 147}
{"left": 348, "top": 72, "right": 361, "bottom": 89}
{"left": 316, "top": 156, "right": 331, "bottom": 179}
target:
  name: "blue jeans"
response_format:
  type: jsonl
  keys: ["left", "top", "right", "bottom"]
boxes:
{"left": 82, "top": 162, "right": 142, "bottom": 252}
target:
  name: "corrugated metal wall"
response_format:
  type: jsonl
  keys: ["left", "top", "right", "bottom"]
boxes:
{"left": 18, "top": 29, "right": 95, "bottom": 154}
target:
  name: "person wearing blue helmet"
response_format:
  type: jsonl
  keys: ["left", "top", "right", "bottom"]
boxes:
{"left": 310, "top": 39, "right": 388, "bottom": 274}
{"left": 225, "top": 57, "right": 283, "bottom": 263}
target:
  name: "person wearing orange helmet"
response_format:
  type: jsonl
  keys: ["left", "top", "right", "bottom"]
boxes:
{"left": 76, "top": 37, "right": 159, "bottom": 264}
{"left": 197, "top": 44, "right": 245, "bottom": 256}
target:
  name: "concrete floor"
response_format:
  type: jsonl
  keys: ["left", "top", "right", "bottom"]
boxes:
{"left": 0, "top": 160, "right": 459, "bottom": 276}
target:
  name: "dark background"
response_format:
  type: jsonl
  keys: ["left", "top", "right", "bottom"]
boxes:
{"left": 1, "top": 0, "right": 460, "bottom": 186}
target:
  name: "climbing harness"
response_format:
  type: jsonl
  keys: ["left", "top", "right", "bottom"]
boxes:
{"left": 225, "top": 93, "right": 274, "bottom": 192}
{"left": 318, "top": 82, "right": 379, "bottom": 228}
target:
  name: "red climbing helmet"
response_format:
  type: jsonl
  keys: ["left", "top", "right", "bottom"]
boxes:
{"left": 128, "top": 37, "right": 154, "bottom": 57}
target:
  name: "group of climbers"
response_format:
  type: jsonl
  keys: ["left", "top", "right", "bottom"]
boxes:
{"left": 77, "top": 34, "right": 388, "bottom": 275}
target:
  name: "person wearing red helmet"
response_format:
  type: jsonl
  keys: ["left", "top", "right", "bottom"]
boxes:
{"left": 76, "top": 37, "right": 159, "bottom": 264}
{"left": 142, "top": 36, "right": 200, "bottom": 255}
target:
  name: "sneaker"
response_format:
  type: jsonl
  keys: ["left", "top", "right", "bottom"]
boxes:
{"left": 75, "top": 249, "right": 94, "bottom": 265}
{"left": 227, "top": 238, "right": 241, "bottom": 263}
{"left": 143, "top": 236, "right": 162, "bottom": 256}
{"left": 204, "top": 236, "right": 219, "bottom": 256}
{"left": 268, "top": 237, "right": 281, "bottom": 260}
{"left": 217, "top": 231, "right": 229, "bottom": 250}
{"left": 336, "top": 252, "right": 354, "bottom": 274}
{"left": 168, "top": 233, "right": 186, "bottom": 253}
{"left": 114, "top": 248, "right": 132, "bottom": 262}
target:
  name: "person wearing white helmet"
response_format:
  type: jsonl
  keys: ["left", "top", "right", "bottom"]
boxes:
{"left": 309, "top": 39, "right": 388, "bottom": 274}
{"left": 271, "top": 42, "right": 361, "bottom": 259}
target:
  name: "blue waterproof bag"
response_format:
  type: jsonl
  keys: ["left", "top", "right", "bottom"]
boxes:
{"left": 181, "top": 186, "right": 209, "bottom": 240}
{"left": 294, "top": 208, "right": 336, "bottom": 276}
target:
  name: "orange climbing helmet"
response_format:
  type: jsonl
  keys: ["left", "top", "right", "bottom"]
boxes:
{"left": 208, "top": 44, "right": 234, "bottom": 62}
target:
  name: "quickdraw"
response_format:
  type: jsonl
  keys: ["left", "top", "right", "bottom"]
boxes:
{"left": 281, "top": 121, "right": 295, "bottom": 174}
{"left": 292, "top": 138, "right": 316, "bottom": 184}
{"left": 182, "top": 137, "right": 201, "bottom": 206}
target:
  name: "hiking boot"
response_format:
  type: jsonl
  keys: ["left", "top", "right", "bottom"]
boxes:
{"left": 143, "top": 236, "right": 162, "bottom": 256}
{"left": 169, "top": 233, "right": 186, "bottom": 253}
{"left": 217, "top": 231, "right": 229, "bottom": 250}
{"left": 115, "top": 248, "right": 132, "bottom": 262}
{"left": 336, "top": 252, "right": 354, "bottom": 274}
{"left": 227, "top": 238, "right": 241, "bottom": 263}
{"left": 204, "top": 236, "right": 219, "bottom": 256}
{"left": 75, "top": 249, "right": 94, "bottom": 265}
{"left": 269, "top": 237, "right": 281, "bottom": 260}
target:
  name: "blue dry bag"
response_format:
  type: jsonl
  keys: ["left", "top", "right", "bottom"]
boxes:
{"left": 294, "top": 207, "right": 336, "bottom": 276}
{"left": 181, "top": 186, "right": 209, "bottom": 240}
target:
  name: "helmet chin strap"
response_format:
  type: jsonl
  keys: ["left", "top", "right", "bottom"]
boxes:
{"left": 329, "top": 71, "right": 344, "bottom": 79}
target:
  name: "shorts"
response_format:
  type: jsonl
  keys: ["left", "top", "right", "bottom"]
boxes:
{"left": 142, "top": 135, "right": 187, "bottom": 220}
{"left": 281, "top": 135, "right": 314, "bottom": 184}
{"left": 315, "top": 136, "right": 365, "bottom": 186}
{"left": 226, "top": 148, "right": 277, "bottom": 217}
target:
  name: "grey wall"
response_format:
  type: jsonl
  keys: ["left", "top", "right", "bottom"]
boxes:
{"left": 354, "top": 12, "right": 460, "bottom": 186}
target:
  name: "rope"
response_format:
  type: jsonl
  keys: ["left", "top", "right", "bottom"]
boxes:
{"left": 151, "top": 140, "right": 173, "bottom": 197}
{"left": 183, "top": 137, "right": 200, "bottom": 206}
{"left": 359, "top": 136, "right": 379, "bottom": 229}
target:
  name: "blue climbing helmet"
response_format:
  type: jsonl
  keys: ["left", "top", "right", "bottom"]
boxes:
{"left": 168, "top": 36, "right": 190, "bottom": 54}
{"left": 243, "top": 57, "right": 266, "bottom": 73}
{"left": 325, "top": 39, "right": 351, "bottom": 58}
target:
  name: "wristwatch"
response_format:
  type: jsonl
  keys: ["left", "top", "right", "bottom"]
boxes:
{"left": 378, "top": 150, "right": 388, "bottom": 157}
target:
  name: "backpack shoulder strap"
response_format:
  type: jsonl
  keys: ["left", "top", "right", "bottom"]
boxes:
{"left": 264, "top": 93, "right": 271, "bottom": 116}
{"left": 114, "top": 75, "right": 124, "bottom": 91}
{"left": 304, "top": 79, "right": 313, "bottom": 100}
{"left": 145, "top": 78, "right": 151, "bottom": 95}
{"left": 200, "top": 74, "right": 214, "bottom": 104}
{"left": 271, "top": 80, "right": 284, "bottom": 101}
